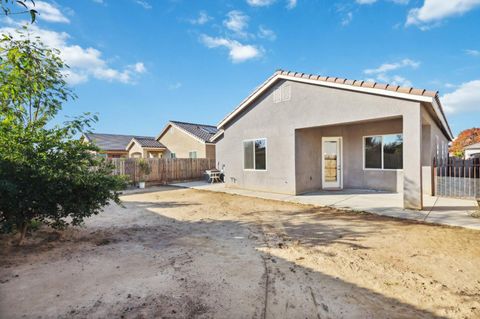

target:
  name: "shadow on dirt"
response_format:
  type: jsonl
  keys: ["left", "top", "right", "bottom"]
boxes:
{"left": 1, "top": 190, "right": 467, "bottom": 319}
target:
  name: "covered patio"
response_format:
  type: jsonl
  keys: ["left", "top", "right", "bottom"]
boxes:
{"left": 170, "top": 181, "right": 480, "bottom": 230}
{"left": 293, "top": 112, "right": 446, "bottom": 211}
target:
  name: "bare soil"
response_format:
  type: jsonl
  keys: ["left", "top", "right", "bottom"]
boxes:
{"left": 1, "top": 186, "right": 479, "bottom": 319}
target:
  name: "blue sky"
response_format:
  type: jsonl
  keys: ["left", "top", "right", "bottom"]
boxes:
{"left": 1, "top": 0, "right": 480, "bottom": 136}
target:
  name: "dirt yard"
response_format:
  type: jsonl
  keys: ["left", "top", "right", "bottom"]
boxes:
{"left": 1, "top": 186, "right": 479, "bottom": 319}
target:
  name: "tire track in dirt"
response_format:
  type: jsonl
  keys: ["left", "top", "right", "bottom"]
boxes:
{"left": 251, "top": 213, "right": 324, "bottom": 319}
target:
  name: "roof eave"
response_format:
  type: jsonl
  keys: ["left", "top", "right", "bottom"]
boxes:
{"left": 210, "top": 129, "right": 224, "bottom": 142}
{"left": 217, "top": 73, "right": 436, "bottom": 129}
{"left": 157, "top": 121, "right": 211, "bottom": 144}
{"left": 216, "top": 72, "right": 453, "bottom": 142}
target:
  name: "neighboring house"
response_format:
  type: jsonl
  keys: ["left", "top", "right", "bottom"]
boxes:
{"left": 126, "top": 137, "right": 166, "bottom": 158}
{"left": 213, "top": 70, "right": 453, "bottom": 210}
{"left": 81, "top": 133, "right": 159, "bottom": 158}
{"left": 156, "top": 121, "right": 218, "bottom": 160}
{"left": 464, "top": 143, "right": 480, "bottom": 159}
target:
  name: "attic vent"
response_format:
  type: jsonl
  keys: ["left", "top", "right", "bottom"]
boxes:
{"left": 273, "top": 85, "right": 291, "bottom": 103}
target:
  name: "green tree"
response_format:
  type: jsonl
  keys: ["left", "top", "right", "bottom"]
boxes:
{"left": 450, "top": 128, "right": 480, "bottom": 158}
{"left": 1, "top": 0, "right": 37, "bottom": 22}
{"left": 0, "top": 28, "right": 126, "bottom": 244}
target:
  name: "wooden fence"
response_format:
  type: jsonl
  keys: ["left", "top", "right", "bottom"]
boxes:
{"left": 108, "top": 158, "right": 216, "bottom": 184}
{"left": 433, "top": 157, "right": 480, "bottom": 199}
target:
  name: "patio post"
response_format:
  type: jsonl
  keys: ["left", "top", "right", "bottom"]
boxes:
{"left": 403, "top": 107, "right": 423, "bottom": 210}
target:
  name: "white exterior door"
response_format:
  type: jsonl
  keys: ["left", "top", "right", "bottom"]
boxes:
{"left": 322, "top": 137, "right": 343, "bottom": 189}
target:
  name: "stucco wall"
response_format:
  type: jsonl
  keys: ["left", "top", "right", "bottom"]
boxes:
{"left": 104, "top": 151, "right": 128, "bottom": 158}
{"left": 295, "top": 119, "right": 404, "bottom": 194}
{"left": 158, "top": 125, "right": 215, "bottom": 159}
{"left": 127, "top": 141, "right": 165, "bottom": 158}
{"left": 128, "top": 140, "right": 147, "bottom": 158}
{"left": 216, "top": 79, "right": 440, "bottom": 208}
{"left": 420, "top": 106, "right": 450, "bottom": 195}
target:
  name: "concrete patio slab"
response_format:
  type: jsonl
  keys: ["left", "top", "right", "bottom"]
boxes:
{"left": 171, "top": 181, "right": 480, "bottom": 230}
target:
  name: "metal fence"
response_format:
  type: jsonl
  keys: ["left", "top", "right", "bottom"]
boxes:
{"left": 108, "top": 158, "right": 216, "bottom": 184}
{"left": 433, "top": 157, "right": 480, "bottom": 199}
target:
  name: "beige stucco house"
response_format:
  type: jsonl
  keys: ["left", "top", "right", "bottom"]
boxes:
{"left": 213, "top": 70, "right": 453, "bottom": 210}
{"left": 126, "top": 137, "right": 166, "bottom": 158}
{"left": 156, "top": 121, "right": 217, "bottom": 160}
{"left": 82, "top": 133, "right": 159, "bottom": 158}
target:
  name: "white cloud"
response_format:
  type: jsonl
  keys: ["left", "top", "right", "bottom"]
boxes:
{"left": 190, "top": 11, "right": 211, "bottom": 25}
{"left": 442, "top": 80, "right": 480, "bottom": 113}
{"left": 356, "top": 0, "right": 409, "bottom": 5}
{"left": 368, "top": 74, "right": 412, "bottom": 87}
{"left": 168, "top": 82, "right": 182, "bottom": 90}
{"left": 0, "top": 22, "right": 145, "bottom": 85}
{"left": 465, "top": 49, "right": 480, "bottom": 56}
{"left": 390, "top": 75, "right": 412, "bottom": 87}
{"left": 258, "top": 25, "right": 276, "bottom": 41}
{"left": 341, "top": 11, "right": 353, "bottom": 26}
{"left": 356, "top": 0, "right": 377, "bottom": 4}
{"left": 286, "top": 0, "right": 297, "bottom": 9}
{"left": 134, "top": 0, "right": 152, "bottom": 10}
{"left": 406, "top": 0, "right": 480, "bottom": 28}
{"left": 247, "top": 0, "right": 276, "bottom": 6}
{"left": 445, "top": 83, "right": 458, "bottom": 88}
{"left": 223, "top": 11, "right": 249, "bottom": 37}
{"left": 132, "top": 62, "right": 146, "bottom": 74}
{"left": 26, "top": 1, "right": 70, "bottom": 23}
{"left": 62, "top": 70, "right": 88, "bottom": 85}
{"left": 363, "top": 59, "right": 419, "bottom": 87}
{"left": 200, "top": 34, "right": 263, "bottom": 63}
{"left": 247, "top": 0, "right": 297, "bottom": 8}
{"left": 364, "top": 58, "right": 420, "bottom": 74}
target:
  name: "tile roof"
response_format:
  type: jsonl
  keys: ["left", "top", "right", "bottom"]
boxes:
{"left": 84, "top": 133, "right": 156, "bottom": 151}
{"left": 215, "top": 69, "right": 453, "bottom": 141}
{"left": 170, "top": 120, "right": 218, "bottom": 143}
{"left": 132, "top": 137, "right": 165, "bottom": 148}
{"left": 275, "top": 69, "right": 439, "bottom": 98}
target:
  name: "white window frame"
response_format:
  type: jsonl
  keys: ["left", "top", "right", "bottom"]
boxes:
{"left": 363, "top": 134, "right": 403, "bottom": 171}
{"left": 170, "top": 152, "right": 176, "bottom": 159}
{"left": 243, "top": 138, "right": 267, "bottom": 171}
{"left": 189, "top": 151, "right": 197, "bottom": 159}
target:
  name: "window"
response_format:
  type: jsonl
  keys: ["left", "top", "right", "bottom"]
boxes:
{"left": 243, "top": 138, "right": 267, "bottom": 170}
{"left": 170, "top": 153, "right": 176, "bottom": 159}
{"left": 189, "top": 151, "right": 197, "bottom": 159}
{"left": 364, "top": 134, "right": 403, "bottom": 170}
{"left": 364, "top": 136, "right": 382, "bottom": 169}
